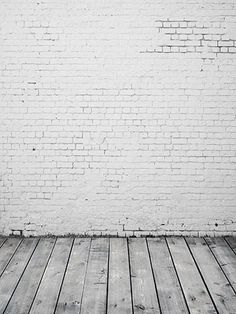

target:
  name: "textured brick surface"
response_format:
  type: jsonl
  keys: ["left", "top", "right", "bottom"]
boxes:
{"left": 0, "top": 0, "right": 236, "bottom": 236}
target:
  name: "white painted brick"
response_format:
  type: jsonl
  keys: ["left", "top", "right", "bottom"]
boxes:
{"left": 0, "top": 0, "right": 236, "bottom": 237}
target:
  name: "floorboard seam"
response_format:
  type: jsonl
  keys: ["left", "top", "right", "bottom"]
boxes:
{"left": 204, "top": 237, "right": 236, "bottom": 294}
{"left": 184, "top": 237, "right": 219, "bottom": 314}
{"left": 224, "top": 237, "right": 236, "bottom": 255}
{"left": 27, "top": 238, "right": 57, "bottom": 314}
{"left": 127, "top": 238, "right": 134, "bottom": 314}
{"left": 54, "top": 238, "right": 75, "bottom": 314}
{"left": 3, "top": 238, "right": 40, "bottom": 314}
{"left": 146, "top": 237, "right": 162, "bottom": 314}
{"left": 0, "top": 239, "right": 23, "bottom": 279}
{"left": 78, "top": 238, "right": 92, "bottom": 314}
{"left": 105, "top": 238, "right": 110, "bottom": 314}
{"left": 165, "top": 237, "right": 190, "bottom": 314}
{"left": 0, "top": 239, "right": 6, "bottom": 249}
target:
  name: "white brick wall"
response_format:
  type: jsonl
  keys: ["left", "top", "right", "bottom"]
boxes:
{"left": 0, "top": 0, "right": 236, "bottom": 236}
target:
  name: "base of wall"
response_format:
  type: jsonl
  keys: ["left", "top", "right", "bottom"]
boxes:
{"left": 2, "top": 202, "right": 235, "bottom": 238}
{"left": 3, "top": 229, "right": 236, "bottom": 238}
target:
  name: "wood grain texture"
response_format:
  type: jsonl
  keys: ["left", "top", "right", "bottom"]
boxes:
{"left": 147, "top": 237, "right": 188, "bottom": 314}
{"left": 55, "top": 238, "right": 91, "bottom": 314}
{"left": 107, "top": 238, "right": 132, "bottom": 314}
{"left": 4, "top": 238, "right": 55, "bottom": 314}
{"left": 80, "top": 238, "right": 109, "bottom": 314}
{"left": 205, "top": 237, "right": 236, "bottom": 292}
{"left": 0, "top": 238, "right": 38, "bottom": 313}
{"left": 0, "top": 236, "right": 235, "bottom": 314}
{"left": 187, "top": 237, "right": 236, "bottom": 314}
{"left": 29, "top": 238, "right": 73, "bottom": 314}
{"left": 0, "top": 238, "right": 22, "bottom": 276}
{"left": 167, "top": 237, "right": 217, "bottom": 314}
{"left": 129, "top": 238, "right": 160, "bottom": 314}
{"left": 225, "top": 237, "right": 236, "bottom": 254}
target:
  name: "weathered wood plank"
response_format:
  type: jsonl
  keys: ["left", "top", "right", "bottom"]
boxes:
{"left": 55, "top": 238, "right": 91, "bottom": 314}
{"left": 0, "top": 238, "right": 38, "bottom": 313}
{"left": 205, "top": 237, "right": 236, "bottom": 292}
{"left": 0, "top": 236, "right": 235, "bottom": 314}
{"left": 80, "top": 238, "right": 109, "bottom": 314}
{"left": 225, "top": 237, "right": 236, "bottom": 254}
{"left": 187, "top": 237, "right": 236, "bottom": 313}
{"left": 29, "top": 238, "right": 73, "bottom": 314}
{"left": 0, "top": 238, "right": 22, "bottom": 276}
{"left": 129, "top": 238, "right": 160, "bottom": 314}
{"left": 107, "top": 238, "right": 132, "bottom": 314}
{"left": 167, "top": 237, "right": 217, "bottom": 314}
{"left": 0, "top": 238, "right": 6, "bottom": 248}
{"left": 147, "top": 237, "right": 188, "bottom": 314}
{"left": 4, "top": 238, "right": 55, "bottom": 314}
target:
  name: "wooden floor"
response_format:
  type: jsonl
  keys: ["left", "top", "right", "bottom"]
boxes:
{"left": 0, "top": 237, "right": 235, "bottom": 314}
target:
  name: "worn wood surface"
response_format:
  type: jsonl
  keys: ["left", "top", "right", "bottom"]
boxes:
{"left": 107, "top": 238, "right": 132, "bottom": 314}
{"left": 0, "top": 238, "right": 5, "bottom": 249}
{"left": 0, "top": 238, "right": 22, "bottom": 277}
{"left": 0, "top": 236, "right": 235, "bottom": 314}
{"left": 167, "top": 237, "right": 217, "bottom": 314}
{"left": 147, "top": 237, "right": 188, "bottom": 314}
{"left": 55, "top": 238, "right": 91, "bottom": 314}
{"left": 225, "top": 237, "right": 236, "bottom": 253}
{"left": 0, "top": 238, "right": 38, "bottom": 313}
{"left": 30, "top": 238, "right": 73, "bottom": 314}
{"left": 4, "top": 238, "right": 55, "bottom": 314}
{"left": 129, "top": 238, "right": 160, "bottom": 314}
{"left": 205, "top": 237, "right": 236, "bottom": 293}
{"left": 80, "top": 238, "right": 109, "bottom": 314}
{"left": 187, "top": 237, "right": 236, "bottom": 314}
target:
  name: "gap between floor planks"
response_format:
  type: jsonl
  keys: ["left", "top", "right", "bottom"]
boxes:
{"left": 0, "top": 236, "right": 235, "bottom": 314}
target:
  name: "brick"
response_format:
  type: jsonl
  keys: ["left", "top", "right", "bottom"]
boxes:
{"left": 0, "top": 0, "right": 235, "bottom": 237}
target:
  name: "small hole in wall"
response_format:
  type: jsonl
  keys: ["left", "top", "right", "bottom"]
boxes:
{"left": 32, "top": 148, "right": 36, "bottom": 151}
{"left": 215, "top": 223, "right": 218, "bottom": 227}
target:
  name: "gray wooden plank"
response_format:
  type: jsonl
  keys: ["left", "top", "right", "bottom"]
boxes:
{"left": 0, "top": 238, "right": 6, "bottom": 248}
{"left": 225, "top": 237, "right": 236, "bottom": 254}
{"left": 4, "top": 238, "right": 55, "bottom": 314}
{"left": 29, "top": 237, "right": 73, "bottom": 314}
{"left": 129, "top": 238, "right": 160, "bottom": 314}
{"left": 187, "top": 237, "right": 236, "bottom": 314}
{"left": 167, "top": 237, "right": 217, "bottom": 314}
{"left": 205, "top": 237, "right": 236, "bottom": 292}
{"left": 0, "top": 238, "right": 22, "bottom": 276}
{"left": 80, "top": 238, "right": 109, "bottom": 314}
{"left": 0, "top": 238, "right": 38, "bottom": 313}
{"left": 107, "top": 238, "right": 132, "bottom": 314}
{"left": 55, "top": 238, "right": 91, "bottom": 314}
{"left": 147, "top": 237, "right": 188, "bottom": 314}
